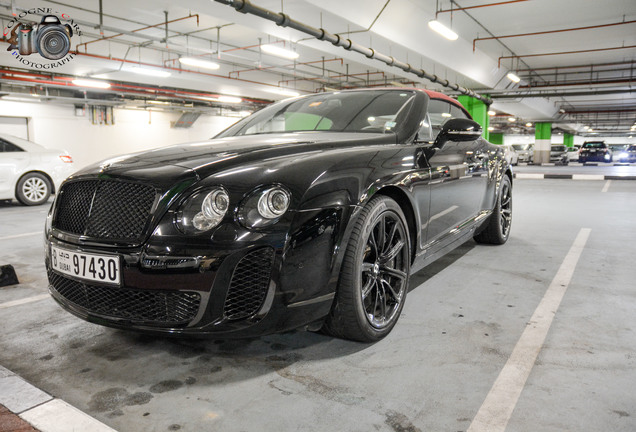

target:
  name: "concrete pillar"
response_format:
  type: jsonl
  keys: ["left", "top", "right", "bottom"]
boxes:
{"left": 490, "top": 133, "right": 503, "bottom": 145}
{"left": 457, "top": 95, "right": 490, "bottom": 141}
{"left": 564, "top": 133, "right": 574, "bottom": 147}
{"left": 534, "top": 122, "right": 552, "bottom": 164}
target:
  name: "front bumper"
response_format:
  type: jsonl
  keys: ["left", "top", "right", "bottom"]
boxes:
{"left": 45, "top": 207, "right": 344, "bottom": 337}
{"left": 579, "top": 152, "right": 611, "bottom": 162}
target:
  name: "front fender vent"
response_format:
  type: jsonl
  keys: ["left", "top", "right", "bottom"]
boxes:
{"left": 223, "top": 247, "right": 275, "bottom": 321}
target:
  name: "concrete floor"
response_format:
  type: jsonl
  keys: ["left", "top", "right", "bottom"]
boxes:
{"left": 1, "top": 178, "right": 635, "bottom": 432}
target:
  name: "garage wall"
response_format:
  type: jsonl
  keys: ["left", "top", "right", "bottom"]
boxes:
{"left": 0, "top": 100, "right": 239, "bottom": 169}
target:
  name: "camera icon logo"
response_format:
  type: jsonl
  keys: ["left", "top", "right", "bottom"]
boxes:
{"left": 7, "top": 14, "right": 73, "bottom": 60}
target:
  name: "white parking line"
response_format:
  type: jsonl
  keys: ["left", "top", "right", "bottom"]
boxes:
{"left": 601, "top": 180, "right": 612, "bottom": 193}
{"left": 0, "top": 231, "right": 42, "bottom": 241}
{"left": 21, "top": 399, "right": 117, "bottom": 432}
{"left": 0, "top": 294, "right": 50, "bottom": 309}
{"left": 0, "top": 366, "right": 116, "bottom": 432}
{"left": 467, "top": 228, "right": 591, "bottom": 432}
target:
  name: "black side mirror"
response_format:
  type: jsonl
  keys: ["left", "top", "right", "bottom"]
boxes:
{"left": 436, "top": 118, "right": 483, "bottom": 145}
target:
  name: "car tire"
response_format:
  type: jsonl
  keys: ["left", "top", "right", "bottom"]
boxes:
{"left": 16, "top": 173, "right": 52, "bottom": 206}
{"left": 474, "top": 175, "right": 512, "bottom": 245}
{"left": 322, "top": 195, "right": 411, "bottom": 342}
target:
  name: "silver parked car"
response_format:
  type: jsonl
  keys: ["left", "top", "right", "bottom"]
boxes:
{"left": 512, "top": 143, "right": 533, "bottom": 163}
{"left": 0, "top": 134, "right": 75, "bottom": 205}
{"left": 550, "top": 145, "right": 569, "bottom": 165}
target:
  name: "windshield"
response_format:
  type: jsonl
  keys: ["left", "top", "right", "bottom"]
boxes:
{"left": 551, "top": 145, "right": 566, "bottom": 151}
{"left": 583, "top": 142, "right": 606, "bottom": 149}
{"left": 217, "top": 90, "right": 416, "bottom": 137}
{"left": 512, "top": 144, "right": 531, "bottom": 151}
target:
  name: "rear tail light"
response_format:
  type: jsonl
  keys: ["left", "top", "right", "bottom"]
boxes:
{"left": 59, "top": 155, "right": 73, "bottom": 163}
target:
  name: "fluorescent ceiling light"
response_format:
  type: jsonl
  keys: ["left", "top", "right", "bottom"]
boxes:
{"left": 487, "top": 126, "right": 494, "bottom": 131}
{"left": 266, "top": 88, "right": 300, "bottom": 97}
{"left": 487, "top": 110, "right": 496, "bottom": 116}
{"left": 179, "top": 57, "right": 220, "bottom": 70}
{"left": 217, "top": 96, "right": 242, "bottom": 103}
{"left": 72, "top": 78, "right": 111, "bottom": 89}
{"left": 428, "top": 20, "right": 458, "bottom": 41}
{"left": 441, "top": 112, "right": 452, "bottom": 118}
{"left": 129, "top": 66, "right": 171, "bottom": 77}
{"left": 506, "top": 72, "right": 521, "bottom": 83}
{"left": 508, "top": 117, "right": 516, "bottom": 122}
{"left": 525, "top": 122, "right": 533, "bottom": 127}
{"left": 261, "top": 44, "right": 299, "bottom": 59}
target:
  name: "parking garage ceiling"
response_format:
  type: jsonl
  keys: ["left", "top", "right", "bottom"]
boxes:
{"left": 0, "top": 0, "right": 634, "bottom": 136}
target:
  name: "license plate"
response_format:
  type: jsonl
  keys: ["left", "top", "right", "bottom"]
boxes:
{"left": 51, "top": 245, "right": 121, "bottom": 285}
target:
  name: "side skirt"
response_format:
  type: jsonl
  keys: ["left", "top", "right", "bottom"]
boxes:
{"left": 411, "top": 210, "right": 491, "bottom": 274}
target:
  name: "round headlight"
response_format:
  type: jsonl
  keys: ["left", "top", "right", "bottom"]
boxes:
{"left": 176, "top": 187, "right": 230, "bottom": 234}
{"left": 202, "top": 189, "right": 229, "bottom": 220}
{"left": 238, "top": 185, "right": 292, "bottom": 229}
{"left": 257, "top": 188, "right": 290, "bottom": 219}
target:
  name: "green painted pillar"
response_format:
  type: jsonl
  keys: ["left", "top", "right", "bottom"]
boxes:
{"left": 457, "top": 95, "right": 490, "bottom": 141}
{"left": 490, "top": 133, "right": 504, "bottom": 145}
{"left": 535, "top": 122, "right": 552, "bottom": 164}
{"left": 564, "top": 133, "right": 574, "bottom": 147}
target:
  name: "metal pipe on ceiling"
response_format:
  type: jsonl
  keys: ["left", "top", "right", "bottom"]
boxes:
{"left": 513, "top": 61, "right": 636, "bottom": 73}
{"left": 0, "top": 69, "right": 270, "bottom": 104}
{"left": 229, "top": 58, "right": 343, "bottom": 76}
{"left": 490, "top": 88, "right": 635, "bottom": 99}
{"left": 75, "top": 14, "right": 200, "bottom": 53}
{"left": 519, "top": 79, "right": 635, "bottom": 89}
{"left": 565, "top": 109, "right": 636, "bottom": 114}
{"left": 73, "top": 51, "right": 297, "bottom": 93}
{"left": 448, "top": 0, "right": 546, "bottom": 85}
{"left": 213, "top": 0, "right": 492, "bottom": 104}
{"left": 279, "top": 70, "right": 386, "bottom": 86}
{"left": 474, "top": 20, "right": 636, "bottom": 52}
{"left": 498, "top": 45, "right": 636, "bottom": 67}
{"left": 437, "top": 0, "right": 530, "bottom": 15}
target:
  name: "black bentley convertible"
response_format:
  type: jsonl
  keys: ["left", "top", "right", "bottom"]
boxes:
{"left": 45, "top": 89, "right": 512, "bottom": 342}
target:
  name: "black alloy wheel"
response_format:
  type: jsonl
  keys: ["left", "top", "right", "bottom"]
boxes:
{"left": 323, "top": 195, "right": 410, "bottom": 342}
{"left": 474, "top": 175, "right": 512, "bottom": 245}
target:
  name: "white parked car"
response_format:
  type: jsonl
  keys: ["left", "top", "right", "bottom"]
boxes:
{"left": 501, "top": 144, "right": 519, "bottom": 166}
{"left": 0, "top": 134, "right": 75, "bottom": 205}
{"left": 566, "top": 146, "right": 579, "bottom": 162}
{"left": 512, "top": 143, "right": 533, "bottom": 163}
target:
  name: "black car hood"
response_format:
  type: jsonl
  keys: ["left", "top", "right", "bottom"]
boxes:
{"left": 75, "top": 132, "right": 396, "bottom": 181}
